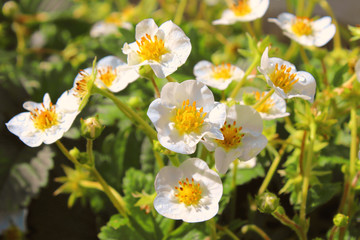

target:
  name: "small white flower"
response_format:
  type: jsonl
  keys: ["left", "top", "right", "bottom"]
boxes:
{"left": 6, "top": 93, "right": 79, "bottom": 147}
{"left": 236, "top": 86, "right": 290, "bottom": 120}
{"left": 258, "top": 47, "right": 316, "bottom": 102}
{"left": 94, "top": 56, "right": 139, "bottom": 92}
{"left": 194, "top": 61, "right": 244, "bottom": 90}
{"left": 268, "top": 13, "right": 336, "bottom": 47}
{"left": 202, "top": 104, "right": 267, "bottom": 174}
{"left": 122, "top": 18, "right": 191, "bottom": 79}
{"left": 147, "top": 80, "right": 226, "bottom": 154}
{"left": 90, "top": 12, "right": 132, "bottom": 38}
{"left": 212, "top": 0, "right": 269, "bottom": 25}
{"left": 154, "top": 158, "right": 223, "bottom": 223}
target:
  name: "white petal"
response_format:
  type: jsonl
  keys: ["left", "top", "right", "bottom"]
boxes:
{"left": 288, "top": 71, "right": 316, "bottom": 102}
{"left": 314, "top": 24, "right": 336, "bottom": 47}
{"left": 215, "top": 147, "right": 234, "bottom": 174}
{"left": 97, "top": 55, "right": 125, "bottom": 69}
{"left": 135, "top": 18, "right": 159, "bottom": 40}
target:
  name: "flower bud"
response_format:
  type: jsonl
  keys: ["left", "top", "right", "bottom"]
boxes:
{"left": 333, "top": 213, "right": 348, "bottom": 227}
{"left": 256, "top": 192, "right": 280, "bottom": 214}
{"left": 2, "top": 1, "right": 19, "bottom": 18}
{"left": 128, "top": 96, "right": 142, "bottom": 108}
{"left": 139, "top": 65, "right": 154, "bottom": 80}
{"left": 80, "top": 116, "right": 104, "bottom": 140}
{"left": 242, "top": 92, "right": 257, "bottom": 106}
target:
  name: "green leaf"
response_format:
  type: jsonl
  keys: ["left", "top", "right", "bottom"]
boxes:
{"left": 167, "top": 222, "right": 208, "bottom": 240}
{"left": 98, "top": 214, "right": 143, "bottom": 240}
{"left": 332, "top": 64, "right": 348, "bottom": 87}
{"left": 307, "top": 182, "right": 342, "bottom": 213}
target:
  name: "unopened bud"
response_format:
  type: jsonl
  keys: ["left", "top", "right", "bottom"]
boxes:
{"left": 69, "top": 147, "right": 80, "bottom": 159}
{"left": 2, "top": 1, "right": 19, "bottom": 18}
{"left": 80, "top": 116, "right": 104, "bottom": 140}
{"left": 242, "top": 92, "right": 257, "bottom": 106}
{"left": 256, "top": 192, "right": 280, "bottom": 214}
{"left": 333, "top": 213, "right": 348, "bottom": 227}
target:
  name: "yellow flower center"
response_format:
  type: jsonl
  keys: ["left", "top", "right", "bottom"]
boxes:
{"left": 174, "top": 178, "right": 202, "bottom": 206}
{"left": 291, "top": 17, "right": 313, "bottom": 36}
{"left": 31, "top": 103, "right": 59, "bottom": 131}
{"left": 136, "top": 34, "right": 169, "bottom": 62}
{"left": 74, "top": 70, "right": 90, "bottom": 99}
{"left": 254, "top": 91, "right": 275, "bottom": 113}
{"left": 98, "top": 67, "right": 116, "bottom": 87}
{"left": 172, "top": 100, "right": 207, "bottom": 135}
{"left": 269, "top": 63, "right": 299, "bottom": 93}
{"left": 212, "top": 63, "right": 233, "bottom": 80}
{"left": 231, "top": 0, "right": 252, "bottom": 16}
{"left": 216, "top": 121, "right": 245, "bottom": 150}
{"left": 105, "top": 13, "right": 122, "bottom": 26}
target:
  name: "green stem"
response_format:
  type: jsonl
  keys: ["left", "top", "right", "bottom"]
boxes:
{"left": 272, "top": 211, "right": 306, "bottom": 240}
{"left": 169, "top": 154, "right": 180, "bottom": 167}
{"left": 258, "top": 144, "right": 286, "bottom": 195}
{"left": 87, "top": 139, "right": 94, "bottom": 166}
{"left": 299, "top": 119, "right": 317, "bottom": 230}
{"left": 208, "top": 218, "right": 217, "bottom": 240}
{"left": 174, "top": 0, "right": 187, "bottom": 25}
{"left": 304, "top": 0, "right": 316, "bottom": 17}
{"left": 91, "top": 168, "right": 128, "bottom": 217}
{"left": 349, "top": 105, "right": 358, "bottom": 187}
{"left": 296, "top": 0, "right": 305, "bottom": 16}
{"left": 166, "top": 76, "right": 176, "bottom": 82}
{"left": 230, "top": 55, "right": 260, "bottom": 99}
{"left": 253, "top": 89, "right": 275, "bottom": 110}
{"left": 329, "top": 225, "right": 338, "bottom": 240}
{"left": 284, "top": 41, "right": 299, "bottom": 60}
{"left": 216, "top": 224, "right": 240, "bottom": 240}
{"left": 93, "top": 86, "right": 157, "bottom": 141}
{"left": 241, "top": 224, "right": 271, "bottom": 240}
{"left": 319, "top": 0, "right": 341, "bottom": 50}
{"left": 154, "top": 149, "right": 165, "bottom": 169}
{"left": 299, "top": 46, "right": 310, "bottom": 65}
{"left": 55, "top": 140, "right": 81, "bottom": 166}
{"left": 150, "top": 75, "right": 160, "bottom": 98}
{"left": 230, "top": 160, "right": 238, "bottom": 220}
{"left": 245, "top": 22, "right": 256, "bottom": 39}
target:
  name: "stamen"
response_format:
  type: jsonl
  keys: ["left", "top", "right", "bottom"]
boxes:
{"left": 212, "top": 63, "right": 233, "bottom": 80}
{"left": 230, "top": 0, "right": 252, "bottom": 16}
{"left": 136, "top": 34, "right": 169, "bottom": 62}
{"left": 98, "top": 66, "right": 117, "bottom": 87}
{"left": 74, "top": 70, "right": 90, "bottom": 99}
{"left": 172, "top": 100, "right": 207, "bottom": 135}
{"left": 269, "top": 63, "right": 299, "bottom": 93}
{"left": 30, "top": 102, "right": 59, "bottom": 131}
{"left": 291, "top": 17, "right": 313, "bottom": 36}
{"left": 174, "top": 178, "right": 202, "bottom": 206}
{"left": 216, "top": 120, "right": 245, "bottom": 150}
{"left": 254, "top": 91, "right": 275, "bottom": 113}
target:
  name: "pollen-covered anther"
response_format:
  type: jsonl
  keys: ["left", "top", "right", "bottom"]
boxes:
{"left": 98, "top": 67, "right": 116, "bottom": 87}
{"left": 174, "top": 178, "right": 202, "bottom": 206}
{"left": 74, "top": 70, "right": 90, "bottom": 99}
{"left": 270, "top": 63, "right": 299, "bottom": 93}
{"left": 172, "top": 100, "right": 207, "bottom": 135}
{"left": 31, "top": 102, "right": 59, "bottom": 131}
{"left": 254, "top": 91, "right": 275, "bottom": 113}
{"left": 216, "top": 120, "right": 245, "bottom": 150}
{"left": 136, "top": 34, "right": 169, "bottom": 62}
{"left": 212, "top": 63, "right": 233, "bottom": 79}
{"left": 231, "top": 0, "right": 252, "bottom": 16}
{"left": 291, "top": 17, "right": 313, "bottom": 36}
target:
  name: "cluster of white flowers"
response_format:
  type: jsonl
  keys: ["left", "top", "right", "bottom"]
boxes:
{"left": 7, "top": 8, "right": 321, "bottom": 223}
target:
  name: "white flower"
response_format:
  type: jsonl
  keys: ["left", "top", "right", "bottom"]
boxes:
{"left": 202, "top": 104, "right": 267, "bottom": 174}
{"left": 212, "top": 0, "right": 269, "bottom": 25}
{"left": 194, "top": 61, "right": 244, "bottom": 90}
{"left": 154, "top": 158, "right": 223, "bottom": 223}
{"left": 122, "top": 18, "right": 191, "bottom": 79}
{"left": 147, "top": 80, "right": 226, "bottom": 154}
{"left": 94, "top": 56, "right": 139, "bottom": 92}
{"left": 268, "top": 13, "right": 336, "bottom": 47}
{"left": 258, "top": 47, "right": 316, "bottom": 102}
{"left": 6, "top": 93, "right": 79, "bottom": 147}
{"left": 236, "top": 86, "right": 290, "bottom": 120}
{"left": 90, "top": 12, "right": 132, "bottom": 38}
